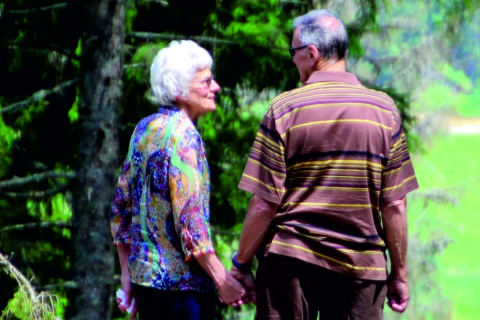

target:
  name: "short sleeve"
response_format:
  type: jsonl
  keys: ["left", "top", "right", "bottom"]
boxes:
{"left": 238, "top": 107, "right": 287, "bottom": 204}
{"left": 380, "top": 111, "right": 419, "bottom": 203}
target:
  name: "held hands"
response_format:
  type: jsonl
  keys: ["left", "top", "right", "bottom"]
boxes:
{"left": 386, "top": 274, "right": 410, "bottom": 313}
{"left": 230, "top": 266, "right": 256, "bottom": 305}
{"left": 217, "top": 271, "right": 247, "bottom": 307}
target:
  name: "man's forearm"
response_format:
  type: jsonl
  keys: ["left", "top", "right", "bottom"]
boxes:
{"left": 381, "top": 197, "right": 408, "bottom": 278}
{"left": 236, "top": 195, "right": 278, "bottom": 264}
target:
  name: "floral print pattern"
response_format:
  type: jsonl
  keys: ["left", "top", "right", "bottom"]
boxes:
{"left": 111, "top": 106, "right": 215, "bottom": 292}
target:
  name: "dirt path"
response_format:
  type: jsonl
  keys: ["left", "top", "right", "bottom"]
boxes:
{"left": 447, "top": 116, "right": 480, "bottom": 134}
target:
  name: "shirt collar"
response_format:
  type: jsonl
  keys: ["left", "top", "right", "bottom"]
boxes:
{"left": 304, "top": 71, "right": 361, "bottom": 86}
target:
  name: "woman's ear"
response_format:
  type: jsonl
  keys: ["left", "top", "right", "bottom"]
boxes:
{"left": 175, "top": 94, "right": 186, "bottom": 103}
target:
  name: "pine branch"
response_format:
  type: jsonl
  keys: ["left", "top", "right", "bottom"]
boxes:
{"left": 0, "top": 78, "right": 80, "bottom": 115}
{"left": 136, "top": 0, "right": 168, "bottom": 6}
{"left": 42, "top": 281, "right": 79, "bottom": 290}
{"left": 124, "top": 63, "right": 150, "bottom": 70}
{"left": 3, "top": 42, "right": 77, "bottom": 60}
{"left": 0, "top": 221, "right": 71, "bottom": 233}
{"left": 6, "top": 2, "right": 73, "bottom": 15}
{"left": 0, "top": 251, "right": 37, "bottom": 303}
{"left": 127, "top": 32, "right": 238, "bottom": 45}
{"left": 0, "top": 186, "right": 69, "bottom": 199}
{"left": 0, "top": 171, "right": 76, "bottom": 190}
{"left": 0, "top": 251, "right": 60, "bottom": 319}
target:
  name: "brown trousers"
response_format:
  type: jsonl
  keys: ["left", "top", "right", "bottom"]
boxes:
{"left": 255, "top": 254, "right": 387, "bottom": 320}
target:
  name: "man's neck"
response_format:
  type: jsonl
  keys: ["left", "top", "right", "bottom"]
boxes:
{"left": 315, "top": 59, "right": 346, "bottom": 72}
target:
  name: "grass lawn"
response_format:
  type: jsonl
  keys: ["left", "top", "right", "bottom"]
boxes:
{"left": 409, "top": 133, "right": 480, "bottom": 320}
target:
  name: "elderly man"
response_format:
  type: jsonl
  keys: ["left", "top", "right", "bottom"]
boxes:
{"left": 231, "top": 9, "right": 419, "bottom": 320}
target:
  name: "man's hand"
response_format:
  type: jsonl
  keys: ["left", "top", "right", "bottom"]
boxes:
{"left": 386, "top": 275, "right": 409, "bottom": 313}
{"left": 194, "top": 252, "right": 247, "bottom": 307}
{"left": 230, "top": 266, "right": 256, "bottom": 305}
{"left": 216, "top": 271, "right": 247, "bottom": 307}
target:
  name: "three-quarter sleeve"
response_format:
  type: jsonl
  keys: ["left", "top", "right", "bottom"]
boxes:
{"left": 169, "top": 128, "right": 214, "bottom": 261}
{"left": 110, "top": 133, "right": 137, "bottom": 246}
{"left": 110, "top": 159, "right": 133, "bottom": 245}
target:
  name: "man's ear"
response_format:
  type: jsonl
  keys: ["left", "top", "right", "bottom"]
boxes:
{"left": 308, "top": 45, "right": 320, "bottom": 67}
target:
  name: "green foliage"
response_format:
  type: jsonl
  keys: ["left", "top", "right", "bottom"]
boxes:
{"left": 0, "top": 115, "right": 19, "bottom": 179}
{"left": 1, "top": 288, "right": 58, "bottom": 320}
{"left": 456, "top": 89, "right": 480, "bottom": 117}
{"left": 125, "top": 4, "right": 138, "bottom": 34}
{"left": 68, "top": 93, "right": 79, "bottom": 123}
{"left": 441, "top": 64, "right": 472, "bottom": 92}
{"left": 125, "top": 43, "right": 166, "bottom": 85}
{"left": 1, "top": 0, "right": 479, "bottom": 319}
{"left": 412, "top": 78, "right": 480, "bottom": 118}
{"left": 198, "top": 87, "right": 274, "bottom": 229}
{"left": 431, "top": 0, "right": 476, "bottom": 35}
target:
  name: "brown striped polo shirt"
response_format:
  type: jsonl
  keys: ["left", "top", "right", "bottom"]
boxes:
{"left": 239, "top": 71, "right": 419, "bottom": 280}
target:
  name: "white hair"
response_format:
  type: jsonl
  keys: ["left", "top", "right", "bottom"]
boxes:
{"left": 293, "top": 9, "right": 349, "bottom": 61}
{"left": 150, "top": 40, "right": 213, "bottom": 105}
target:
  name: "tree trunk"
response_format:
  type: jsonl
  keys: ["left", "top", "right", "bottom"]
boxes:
{"left": 70, "top": 0, "right": 125, "bottom": 319}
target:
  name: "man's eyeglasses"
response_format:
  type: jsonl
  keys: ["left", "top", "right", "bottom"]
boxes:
{"left": 289, "top": 45, "right": 309, "bottom": 57}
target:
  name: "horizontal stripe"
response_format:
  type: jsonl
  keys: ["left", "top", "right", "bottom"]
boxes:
{"left": 241, "top": 173, "right": 284, "bottom": 193}
{"left": 276, "top": 225, "right": 385, "bottom": 246}
{"left": 270, "top": 241, "right": 386, "bottom": 271}
{"left": 249, "top": 146, "right": 285, "bottom": 167}
{"left": 283, "top": 201, "right": 379, "bottom": 210}
{"left": 338, "top": 248, "right": 383, "bottom": 254}
{"left": 282, "top": 119, "right": 392, "bottom": 137}
{"left": 254, "top": 132, "right": 283, "bottom": 154}
{"left": 289, "top": 159, "right": 384, "bottom": 171}
{"left": 290, "top": 186, "right": 380, "bottom": 193}
{"left": 383, "top": 159, "right": 414, "bottom": 176}
{"left": 246, "top": 158, "right": 286, "bottom": 177}
{"left": 277, "top": 102, "right": 392, "bottom": 122}
{"left": 286, "top": 150, "right": 388, "bottom": 168}
{"left": 381, "top": 175, "right": 417, "bottom": 192}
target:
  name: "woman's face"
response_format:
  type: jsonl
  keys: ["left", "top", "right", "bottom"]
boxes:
{"left": 181, "top": 68, "right": 220, "bottom": 121}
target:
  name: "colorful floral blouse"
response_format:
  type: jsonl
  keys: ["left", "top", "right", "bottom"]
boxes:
{"left": 110, "top": 106, "right": 215, "bottom": 292}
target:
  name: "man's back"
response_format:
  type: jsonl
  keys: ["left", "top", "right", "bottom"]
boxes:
{"left": 239, "top": 71, "right": 417, "bottom": 280}
{"left": 234, "top": 9, "right": 418, "bottom": 318}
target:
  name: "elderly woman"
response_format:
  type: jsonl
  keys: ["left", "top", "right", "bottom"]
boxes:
{"left": 110, "top": 40, "right": 245, "bottom": 320}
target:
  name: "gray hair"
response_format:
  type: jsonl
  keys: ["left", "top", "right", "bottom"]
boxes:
{"left": 150, "top": 40, "right": 213, "bottom": 105}
{"left": 292, "top": 9, "right": 349, "bottom": 61}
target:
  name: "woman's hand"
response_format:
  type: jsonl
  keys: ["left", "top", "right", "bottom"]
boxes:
{"left": 116, "top": 244, "right": 137, "bottom": 319}
{"left": 194, "top": 252, "right": 247, "bottom": 306}
{"left": 116, "top": 286, "right": 137, "bottom": 319}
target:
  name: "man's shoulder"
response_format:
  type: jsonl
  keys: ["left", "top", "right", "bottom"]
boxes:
{"left": 270, "top": 86, "right": 312, "bottom": 108}
{"left": 271, "top": 81, "right": 396, "bottom": 108}
{"left": 362, "top": 86, "right": 396, "bottom": 104}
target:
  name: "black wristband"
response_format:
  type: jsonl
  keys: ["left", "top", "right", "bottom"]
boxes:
{"left": 232, "top": 251, "right": 252, "bottom": 272}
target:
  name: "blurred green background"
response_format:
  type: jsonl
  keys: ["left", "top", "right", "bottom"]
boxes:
{"left": 1, "top": 0, "right": 479, "bottom": 319}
